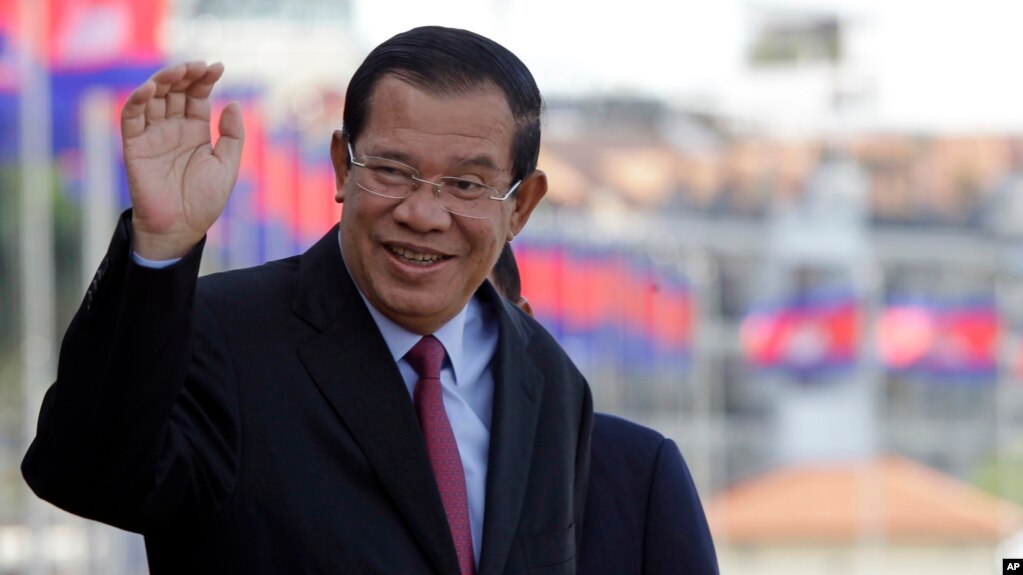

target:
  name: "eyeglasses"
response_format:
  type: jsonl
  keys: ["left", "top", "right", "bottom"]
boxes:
{"left": 347, "top": 142, "right": 521, "bottom": 219}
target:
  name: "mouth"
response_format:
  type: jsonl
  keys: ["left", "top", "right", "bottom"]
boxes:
{"left": 387, "top": 245, "right": 449, "bottom": 266}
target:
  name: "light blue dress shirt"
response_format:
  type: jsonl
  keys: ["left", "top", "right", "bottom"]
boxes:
{"left": 358, "top": 290, "right": 496, "bottom": 565}
{"left": 133, "top": 242, "right": 498, "bottom": 565}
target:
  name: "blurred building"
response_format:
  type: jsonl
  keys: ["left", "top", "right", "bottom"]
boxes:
{"left": 707, "top": 457, "right": 1023, "bottom": 575}
{"left": 523, "top": 95, "right": 1023, "bottom": 559}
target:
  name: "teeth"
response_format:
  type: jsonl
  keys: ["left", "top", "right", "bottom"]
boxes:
{"left": 390, "top": 246, "right": 443, "bottom": 264}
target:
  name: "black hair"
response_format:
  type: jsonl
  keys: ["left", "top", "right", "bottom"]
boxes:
{"left": 342, "top": 26, "right": 543, "bottom": 183}
{"left": 490, "top": 242, "right": 521, "bottom": 301}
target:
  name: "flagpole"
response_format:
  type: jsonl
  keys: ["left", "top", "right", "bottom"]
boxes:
{"left": 995, "top": 272, "right": 1018, "bottom": 540}
{"left": 17, "top": 0, "right": 55, "bottom": 574}
{"left": 81, "top": 89, "right": 117, "bottom": 291}
{"left": 680, "top": 247, "right": 723, "bottom": 544}
{"left": 683, "top": 249, "right": 719, "bottom": 501}
{"left": 80, "top": 87, "right": 131, "bottom": 575}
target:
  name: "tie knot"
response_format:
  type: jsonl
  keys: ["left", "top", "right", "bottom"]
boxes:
{"left": 406, "top": 335, "right": 446, "bottom": 381}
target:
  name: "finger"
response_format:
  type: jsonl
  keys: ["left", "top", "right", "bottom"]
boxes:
{"left": 121, "top": 62, "right": 185, "bottom": 134}
{"left": 169, "top": 61, "right": 208, "bottom": 92}
{"left": 213, "top": 101, "right": 245, "bottom": 173}
{"left": 166, "top": 62, "right": 207, "bottom": 118}
{"left": 145, "top": 96, "right": 167, "bottom": 122}
{"left": 165, "top": 91, "right": 186, "bottom": 119}
{"left": 121, "top": 79, "right": 157, "bottom": 140}
{"left": 146, "top": 62, "right": 196, "bottom": 121}
{"left": 186, "top": 62, "right": 225, "bottom": 101}
{"left": 150, "top": 62, "right": 190, "bottom": 98}
{"left": 185, "top": 63, "right": 225, "bottom": 121}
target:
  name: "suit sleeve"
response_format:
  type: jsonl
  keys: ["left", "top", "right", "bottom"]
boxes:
{"left": 643, "top": 438, "right": 719, "bottom": 575}
{"left": 21, "top": 210, "right": 239, "bottom": 533}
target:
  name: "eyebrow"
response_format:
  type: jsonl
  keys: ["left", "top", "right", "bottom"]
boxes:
{"left": 364, "top": 147, "right": 505, "bottom": 174}
{"left": 364, "top": 148, "right": 416, "bottom": 165}
{"left": 450, "top": 154, "right": 503, "bottom": 173}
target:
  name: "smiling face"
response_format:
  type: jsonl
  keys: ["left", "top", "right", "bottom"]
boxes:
{"left": 331, "top": 76, "right": 546, "bottom": 335}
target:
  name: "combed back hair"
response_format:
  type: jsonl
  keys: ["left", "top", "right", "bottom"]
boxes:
{"left": 491, "top": 243, "right": 522, "bottom": 302}
{"left": 342, "top": 26, "right": 543, "bottom": 183}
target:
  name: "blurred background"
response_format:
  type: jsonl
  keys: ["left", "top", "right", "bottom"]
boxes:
{"left": 3, "top": 0, "right": 1023, "bottom": 573}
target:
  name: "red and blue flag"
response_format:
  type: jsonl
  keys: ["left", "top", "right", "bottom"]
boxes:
{"left": 514, "top": 242, "right": 692, "bottom": 374}
{"left": 740, "top": 291, "right": 860, "bottom": 376}
{"left": 878, "top": 297, "right": 998, "bottom": 381}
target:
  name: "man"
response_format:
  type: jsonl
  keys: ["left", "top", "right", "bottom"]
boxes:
{"left": 23, "top": 27, "right": 591, "bottom": 575}
{"left": 490, "top": 244, "right": 719, "bottom": 575}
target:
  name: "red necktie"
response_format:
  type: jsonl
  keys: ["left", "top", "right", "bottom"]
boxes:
{"left": 406, "top": 335, "right": 476, "bottom": 575}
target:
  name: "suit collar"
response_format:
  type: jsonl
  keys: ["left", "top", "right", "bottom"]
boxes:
{"left": 477, "top": 281, "right": 545, "bottom": 575}
{"left": 294, "top": 226, "right": 460, "bottom": 575}
{"left": 291, "top": 225, "right": 349, "bottom": 331}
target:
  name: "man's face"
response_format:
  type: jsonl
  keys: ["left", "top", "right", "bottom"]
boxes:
{"left": 332, "top": 76, "right": 546, "bottom": 334}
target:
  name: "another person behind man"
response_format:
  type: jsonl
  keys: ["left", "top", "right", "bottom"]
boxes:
{"left": 490, "top": 243, "right": 719, "bottom": 575}
{"left": 23, "top": 27, "right": 592, "bottom": 575}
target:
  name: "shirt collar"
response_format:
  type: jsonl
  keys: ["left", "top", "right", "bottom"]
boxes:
{"left": 361, "top": 296, "right": 472, "bottom": 385}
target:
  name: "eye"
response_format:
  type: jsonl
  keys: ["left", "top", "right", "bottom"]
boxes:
{"left": 442, "top": 177, "right": 487, "bottom": 198}
{"left": 373, "top": 166, "right": 406, "bottom": 177}
{"left": 366, "top": 161, "right": 413, "bottom": 183}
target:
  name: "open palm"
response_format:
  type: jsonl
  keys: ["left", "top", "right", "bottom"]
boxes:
{"left": 121, "top": 62, "right": 244, "bottom": 259}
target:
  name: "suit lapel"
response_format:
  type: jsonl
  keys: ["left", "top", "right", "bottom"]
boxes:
{"left": 478, "top": 286, "right": 545, "bottom": 575}
{"left": 293, "top": 228, "right": 460, "bottom": 575}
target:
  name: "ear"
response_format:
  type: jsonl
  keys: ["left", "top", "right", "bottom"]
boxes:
{"left": 330, "top": 130, "right": 350, "bottom": 204}
{"left": 515, "top": 295, "right": 534, "bottom": 317}
{"left": 506, "top": 169, "right": 547, "bottom": 241}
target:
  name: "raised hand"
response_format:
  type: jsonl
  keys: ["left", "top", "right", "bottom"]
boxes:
{"left": 121, "top": 62, "right": 245, "bottom": 260}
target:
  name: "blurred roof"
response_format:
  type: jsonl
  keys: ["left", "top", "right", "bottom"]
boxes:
{"left": 706, "top": 456, "right": 1023, "bottom": 544}
{"left": 538, "top": 113, "right": 1023, "bottom": 229}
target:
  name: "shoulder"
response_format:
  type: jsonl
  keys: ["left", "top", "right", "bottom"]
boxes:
{"left": 196, "top": 224, "right": 342, "bottom": 307}
{"left": 579, "top": 415, "right": 670, "bottom": 573}
{"left": 590, "top": 414, "right": 700, "bottom": 502}
{"left": 197, "top": 255, "right": 302, "bottom": 307}
{"left": 585, "top": 414, "right": 719, "bottom": 574}
{"left": 587, "top": 414, "right": 667, "bottom": 506}
{"left": 593, "top": 413, "right": 664, "bottom": 443}
{"left": 592, "top": 413, "right": 666, "bottom": 463}
{"left": 589, "top": 414, "right": 697, "bottom": 511}
{"left": 191, "top": 255, "right": 312, "bottom": 338}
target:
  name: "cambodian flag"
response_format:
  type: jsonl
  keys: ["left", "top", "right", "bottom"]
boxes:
{"left": 0, "top": 0, "right": 15, "bottom": 91}
{"left": 296, "top": 133, "right": 341, "bottom": 248}
{"left": 741, "top": 291, "right": 860, "bottom": 375}
{"left": 48, "top": 0, "right": 166, "bottom": 151}
{"left": 878, "top": 297, "right": 998, "bottom": 380}
{"left": 260, "top": 127, "right": 303, "bottom": 260}
{"left": 0, "top": 0, "right": 18, "bottom": 160}
{"left": 47, "top": 0, "right": 164, "bottom": 71}
{"left": 650, "top": 273, "right": 693, "bottom": 356}
{"left": 514, "top": 242, "right": 692, "bottom": 373}
{"left": 516, "top": 242, "right": 567, "bottom": 339}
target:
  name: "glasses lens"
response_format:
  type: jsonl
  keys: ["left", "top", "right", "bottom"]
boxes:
{"left": 356, "top": 158, "right": 415, "bottom": 199}
{"left": 436, "top": 178, "right": 496, "bottom": 219}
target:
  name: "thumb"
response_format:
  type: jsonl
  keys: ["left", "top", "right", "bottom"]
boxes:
{"left": 213, "top": 101, "right": 245, "bottom": 171}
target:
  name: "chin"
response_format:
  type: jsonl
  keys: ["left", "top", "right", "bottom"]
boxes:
{"left": 384, "top": 293, "right": 447, "bottom": 319}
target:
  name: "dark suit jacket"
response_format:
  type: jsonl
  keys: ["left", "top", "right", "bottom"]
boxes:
{"left": 23, "top": 212, "right": 592, "bottom": 575}
{"left": 579, "top": 414, "right": 717, "bottom": 575}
